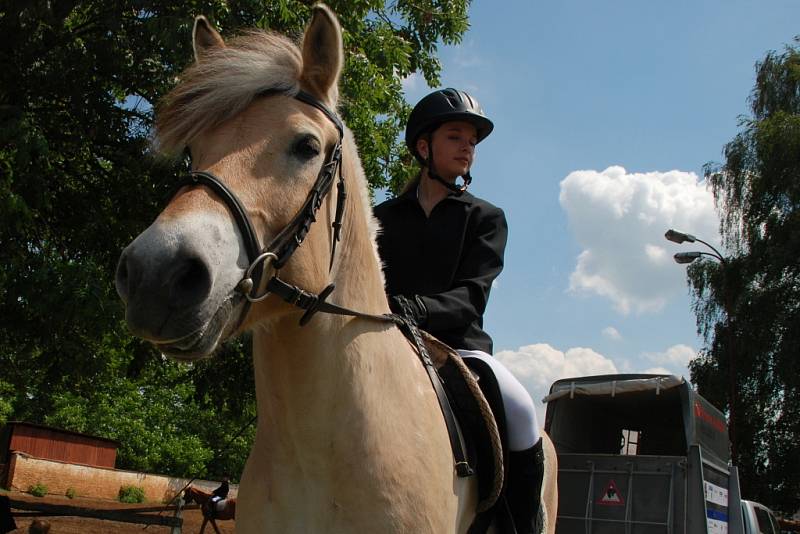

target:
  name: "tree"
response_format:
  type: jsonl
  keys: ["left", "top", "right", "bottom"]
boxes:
{"left": 688, "top": 38, "right": 800, "bottom": 513}
{"left": 0, "top": 0, "right": 470, "bottom": 477}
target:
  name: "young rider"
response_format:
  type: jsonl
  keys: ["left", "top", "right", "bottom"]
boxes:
{"left": 374, "top": 88, "right": 544, "bottom": 533}
{"left": 208, "top": 476, "right": 229, "bottom": 517}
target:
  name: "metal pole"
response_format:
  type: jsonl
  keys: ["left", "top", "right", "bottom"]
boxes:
{"left": 171, "top": 495, "right": 184, "bottom": 534}
{"left": 725, "top": 290, "right": 737, "bottom": 466}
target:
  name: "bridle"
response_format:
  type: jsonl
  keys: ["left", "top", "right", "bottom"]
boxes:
{"left": 174, "top": 90, "right": 347, "bottom": 326}
{"left": 170, "top": 89, "right": 472, "bottom": 478}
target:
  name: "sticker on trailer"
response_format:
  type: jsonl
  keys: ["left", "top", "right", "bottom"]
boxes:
{"left": 704, "top": 481, "right": 729, "bottom": 507}
{"left": 596, "top": 479, "right": 625, "bottom": 506}
{"left": 707, "top": 513, "right": 728, "bottom": 534}
{"left": 705, "top": 481, "right": 729, "bottom": 534}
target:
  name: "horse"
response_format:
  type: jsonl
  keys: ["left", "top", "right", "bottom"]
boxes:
{"left": 183, "top": 486, "right": 236, "bottom": 534}
{"left": 115, "top": 4, "right": 557, "bottom": 532}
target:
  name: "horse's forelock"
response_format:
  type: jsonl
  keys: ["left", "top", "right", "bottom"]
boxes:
{"left": 155, "top": 30, "right": 304, "bottom": 154}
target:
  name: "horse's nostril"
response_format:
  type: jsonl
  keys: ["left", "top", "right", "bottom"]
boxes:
{"left": 169, "top": 257, "right": 213, "bottom": 308}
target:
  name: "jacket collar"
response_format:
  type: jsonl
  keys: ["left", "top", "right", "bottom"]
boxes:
{"left": 398, "top": 179, "right": 475, "bottom": 206}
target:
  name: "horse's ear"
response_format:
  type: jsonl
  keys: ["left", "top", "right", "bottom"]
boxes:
{"left": 299, "top": 4, "right": 343, "bottom": 105}
{"left": 193, "top": 16, "right": 225, "bottom": 62}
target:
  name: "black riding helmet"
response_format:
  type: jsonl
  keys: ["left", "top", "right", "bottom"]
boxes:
{"left": 405, "top": 88, "right": 494, "bottom": 194}
{"left": 405, "top": 88, "right": 494, "bottom": 164}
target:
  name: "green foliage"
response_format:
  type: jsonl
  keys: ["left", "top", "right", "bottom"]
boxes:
{"left": 0, "top": 0, "right": 468, "bottom": 482}
{"left": 689, "top": 38, "right": 800, "bottom": 514}
{"left": 28, "top": 483, "right": 47, "bottom": 497}
{"left": 0, "top": 380, "right": 13, "bottom": 425}
{"left": 66, "top": 487, "right": 76, "bottom": 499}
{"left": 118, "top": 485, "right": 145, "bottom": 503}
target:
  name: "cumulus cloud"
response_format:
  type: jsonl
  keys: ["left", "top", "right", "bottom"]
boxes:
{"left": 495, "top": 343, "right": 618, "bottom": 423}
{"left": 602, "top": 326, "right": 622, "bottom": 341}
{"left": 643, "top": 344, "right": 696, "bottom": 378}
{"left": 559, "top": 166, "right": 719, "bottom": 314}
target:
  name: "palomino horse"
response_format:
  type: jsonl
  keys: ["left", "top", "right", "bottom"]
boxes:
{"left": 115, "top": 4, "right": 557, "bottom": 532}
{"left": 184, "top": 486, "right": 236, "bottom": 534}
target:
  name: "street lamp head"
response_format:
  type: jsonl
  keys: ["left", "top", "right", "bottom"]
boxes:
{"left": 674, "top": 251, "right": 702, "bottom": 264}
{"left": 665, "top": 229, "right": 697, "bottom": 244}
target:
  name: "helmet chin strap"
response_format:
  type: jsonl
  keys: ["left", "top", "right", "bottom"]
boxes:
{"left": 424, "top": 143, "right": 471, "bottom": 195}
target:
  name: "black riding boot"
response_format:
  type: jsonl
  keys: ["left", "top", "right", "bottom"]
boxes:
{"left": 506, "top": 438, "right": 545, "bottom": 534}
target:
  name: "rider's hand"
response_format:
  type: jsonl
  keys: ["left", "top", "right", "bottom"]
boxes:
{"left": 389, "top": 294, "right": 428, "bottom": 328}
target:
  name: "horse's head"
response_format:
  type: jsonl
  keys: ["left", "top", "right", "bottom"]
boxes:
{"left": 116, "top": 5, "right": 349, "bottom": 360}
{"left": 182, "top": 487, "right": 197, "bottom": 504}
{"left": 183, "top": 486, "right": 204, "bottom": 505}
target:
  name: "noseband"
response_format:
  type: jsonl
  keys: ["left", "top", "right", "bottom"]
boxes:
{"left": 173, "top": 90, "right": 346, "bottom": 325}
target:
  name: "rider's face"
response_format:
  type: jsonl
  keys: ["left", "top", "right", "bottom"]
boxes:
{"left": 417, "top": 121, "right": 478, "bottom": 180}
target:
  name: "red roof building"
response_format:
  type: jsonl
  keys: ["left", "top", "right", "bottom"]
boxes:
{"left": 0, "top": 421, "right": 119, "bottom": 469}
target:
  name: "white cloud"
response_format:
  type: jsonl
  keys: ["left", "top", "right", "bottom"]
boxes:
{"left": 643, "top": 344, "right": 696, "bottom": 378}
{"left": 495, "top": 343, "right": 618, "bottom": 423}
{"left": 495, "top": 341, "right": 698, "bottom": 426}
{"left": 559, "top": 166, "right": 719, "bottom": 314}
{"left": 602, "top": 326, "right": 622, "bottom": 341}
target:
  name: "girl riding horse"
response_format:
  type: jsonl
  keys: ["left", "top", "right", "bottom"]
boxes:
{"left": 184, "top": 486, "right": 235, "bottom": 534}
{"left": 116, "top": 4, "right": 557, "bottom": 532}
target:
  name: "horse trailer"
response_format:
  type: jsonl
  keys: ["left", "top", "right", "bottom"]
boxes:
{"left": 544, "top": 374, "right": 746, "bottom": 534}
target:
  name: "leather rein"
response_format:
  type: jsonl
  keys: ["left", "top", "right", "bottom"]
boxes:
{"left": 171, "top": 89, "right": 472, "bottom": 478}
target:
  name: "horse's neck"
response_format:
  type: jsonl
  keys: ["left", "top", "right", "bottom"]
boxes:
{"left": 245, "top": 184, "right": 471, "bottom": 530}
{"left": 250, "top": 181, "right": 412, "bottom": 450}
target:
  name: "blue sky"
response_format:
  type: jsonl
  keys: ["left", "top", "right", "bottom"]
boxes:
{"left": 392, "top": 0, "right": 800, "bottom": 415}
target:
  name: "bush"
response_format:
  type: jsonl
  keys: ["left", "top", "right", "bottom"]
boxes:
{"left": 28, "top": 483, "right": 47, "bottom": 497}
{"left": 118, "top": 485, "right": 145, "bottom": 503}
{"left": 66, "top": 487, "right": 76, "bottom": 499}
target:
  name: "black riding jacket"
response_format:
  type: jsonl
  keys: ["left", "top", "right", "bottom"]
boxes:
{"left": 212, "top": 480, "right": 229, "bottom": 500}
{"left": 374, "top": 181, "right": 507, "bottom": 353}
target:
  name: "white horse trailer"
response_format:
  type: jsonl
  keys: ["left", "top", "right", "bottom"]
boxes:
{"left": 544, "top": 374, "right": 745, "bottom": 534}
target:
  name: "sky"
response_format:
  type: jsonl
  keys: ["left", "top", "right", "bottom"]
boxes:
{"left": 391, "top": 0, "right": 800, "bottom": 422}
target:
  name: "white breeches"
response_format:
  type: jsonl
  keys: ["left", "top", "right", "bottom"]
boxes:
{"left": 457, "top": 349, "right": 541, "bottom": 451}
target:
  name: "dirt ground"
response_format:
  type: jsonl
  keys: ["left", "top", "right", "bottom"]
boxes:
{"left": 6, "top": 491, "right": 236, "bottom": 534}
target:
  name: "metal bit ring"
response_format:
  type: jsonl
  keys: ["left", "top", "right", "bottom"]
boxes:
{"left": 239, "top": 252, "right": 279, "bottom": 302}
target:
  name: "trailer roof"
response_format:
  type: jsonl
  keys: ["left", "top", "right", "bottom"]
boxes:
{"left": 543, "top": 374, "right": 684, "bottom": 402}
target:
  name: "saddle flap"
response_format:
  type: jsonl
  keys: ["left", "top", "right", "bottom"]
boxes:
{"left": 419, "top": 331, "right": 505, "bottom": 513}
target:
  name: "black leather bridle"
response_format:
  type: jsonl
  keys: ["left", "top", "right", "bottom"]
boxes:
{"left": 171, "top": 89, "right": 472, "bottom": 478}
{"left": 174, "top": 90, "right": 347, "bottom": 325}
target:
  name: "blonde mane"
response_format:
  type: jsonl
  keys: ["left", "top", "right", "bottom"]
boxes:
{"left": 156, "top": 30, "right": 303, "bottom": 153}
{"left": 339, "top": 128, "right": 385, "bottom": 273}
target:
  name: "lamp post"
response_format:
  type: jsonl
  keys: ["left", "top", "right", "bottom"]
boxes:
{"left": 664, "top": 229, "right": 725, "bottom": 263}
{"left": 665, "top": 229, "right": 737, "bottom": 465}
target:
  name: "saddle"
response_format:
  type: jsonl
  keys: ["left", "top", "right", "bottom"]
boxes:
{"left": 211, "top": 498, "right": 227, "bottom": 512}
{"left": 419, "top": 332, "right": 516, "bottom": 533}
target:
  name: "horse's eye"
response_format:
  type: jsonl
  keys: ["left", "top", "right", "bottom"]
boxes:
{"left": 292, "top": 135, "right": 321, "bottom": 160}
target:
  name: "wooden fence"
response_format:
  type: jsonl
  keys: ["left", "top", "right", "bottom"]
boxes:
{"left": 9, "top": 496, "right": 190, "bottom": 533}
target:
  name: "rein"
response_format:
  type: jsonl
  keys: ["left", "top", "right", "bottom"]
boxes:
{"left": 171, "top": 89, "right": 472, "bottom": 479}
